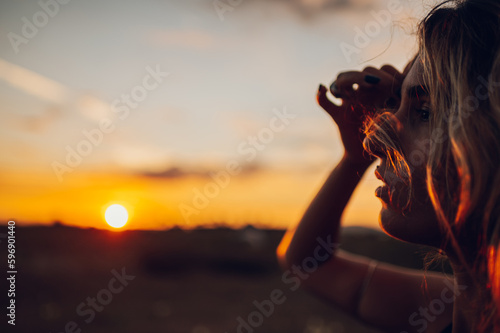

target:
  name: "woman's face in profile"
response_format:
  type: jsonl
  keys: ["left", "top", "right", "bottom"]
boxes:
{"left": 376, "top": 57, "right": 444, "bottom": 247}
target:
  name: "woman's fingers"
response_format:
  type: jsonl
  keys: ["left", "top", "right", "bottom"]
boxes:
{"left": 331, "top": 70, "right": 387, "bottom": 108}
{"left": 331, "top": 71, "right": 367, "bottom": 98}
{"left": 360, "top": 66, "right": 404, "bottom": 107}
{"left": 317, "top": 84, "right": 339, "bottom": 116}
{"left": 379, "top": 65, "right": 404, "bottom": 99}
{"left": 364, "top": 66, "right": 403, "bottom": 89}
{"left": 331, "top": 67, "right": 390, "bottom": 99}
{"left": 380, "top": 65, "right": 405, "bottom": 82}
{"left": 323, "top": 64, "right": 405, "bottom": 117}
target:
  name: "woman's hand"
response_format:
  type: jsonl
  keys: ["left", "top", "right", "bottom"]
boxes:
{"left": 317, "top": 65, "right": 405, "bottom": 166}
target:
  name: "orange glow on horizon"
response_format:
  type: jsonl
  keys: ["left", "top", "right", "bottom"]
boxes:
{"left": 0, "top": 165, "right": 382, "bottom": 231}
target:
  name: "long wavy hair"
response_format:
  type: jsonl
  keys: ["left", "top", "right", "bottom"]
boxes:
{"left": 364, "top": 0, "right": 500, "bottom": 330}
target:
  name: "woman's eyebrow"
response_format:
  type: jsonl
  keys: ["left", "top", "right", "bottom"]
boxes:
{"left": 406, "top": 85, "right": 429, "bottom": 100}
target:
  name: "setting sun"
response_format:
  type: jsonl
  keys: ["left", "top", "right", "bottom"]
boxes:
{"left": 105, "top": 204, "right": 129, "bottom": 228}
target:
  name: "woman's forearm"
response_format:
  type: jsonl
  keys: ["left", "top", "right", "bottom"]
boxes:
{"left": 277, "top": 154, "right": 372, "bottom": 268}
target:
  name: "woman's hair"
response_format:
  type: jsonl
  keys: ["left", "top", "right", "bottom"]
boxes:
{"left": 364, "top": 0, "right": 500, "bottom": 330}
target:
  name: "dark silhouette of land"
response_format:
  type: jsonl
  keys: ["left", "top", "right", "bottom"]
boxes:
{"left": 0, "top": 224, "right": 448, "bottom": 333}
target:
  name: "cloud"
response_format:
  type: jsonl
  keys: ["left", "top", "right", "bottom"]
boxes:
{"left": 212, "top": 0, "right": 376, "bottom": 21}
{"left": 0, "top": 58, "right": 115, "bottom": 123}
{"left": 0, "top": 58, "right": 70, "bottom": 104}
{"left": 140, "top": 167, "right": 203, "bottom": 179}
{"left": 75, "top": 94, "right": 115, "bottom": 123}
{"left": 270, "top": 0, "right": 369, "bottom": 16}
{"left": 22, "top": 106, "right": 63, "bottom": 132}
{"left": 138, "top": 163, "right": 261, "bottom": 179}
{"left": 146, "top": 29, "right": 216, "bottom": 49}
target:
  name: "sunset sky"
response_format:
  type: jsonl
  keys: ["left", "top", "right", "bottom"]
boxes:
{"left": 0, "top": 0, "right": 436, "bottom": 230}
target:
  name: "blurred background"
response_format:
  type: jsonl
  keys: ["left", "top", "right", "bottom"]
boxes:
{"left": 0, "top": 0, "right": 442, "bottom": 332}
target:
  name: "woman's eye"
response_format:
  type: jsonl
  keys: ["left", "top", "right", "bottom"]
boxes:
{"left": 415, "top": 107, "right": 431, "bottom": 122}
{"left": 419, "top": 109, "right": 430, "bottom": 122}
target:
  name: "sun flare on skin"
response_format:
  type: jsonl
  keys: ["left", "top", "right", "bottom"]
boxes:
{"left": 104, "top": 204, "right": 128, "bottom": 228}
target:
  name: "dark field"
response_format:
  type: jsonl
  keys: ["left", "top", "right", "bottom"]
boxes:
{"left": 0, "top": 225, "right": 446, "bottom": 333}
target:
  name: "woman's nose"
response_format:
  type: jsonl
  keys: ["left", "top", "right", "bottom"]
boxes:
{"left": 391, "top": 108, "right": 406, "bottom": 134}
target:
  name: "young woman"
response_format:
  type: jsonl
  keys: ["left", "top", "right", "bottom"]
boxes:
{"left": 277, "top": 0, "right": 500, "bottom": 332}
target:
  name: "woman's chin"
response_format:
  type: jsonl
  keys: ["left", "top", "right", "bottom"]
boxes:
{"left": 378, "top": 206, "right": 404, "bottom": 239}
{"left": 378, "top": 206, "right": 441, "bottom": 247}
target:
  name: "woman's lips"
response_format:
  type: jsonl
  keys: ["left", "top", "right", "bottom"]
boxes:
{"left": 374, "top": 167, "right": 391, "bottom": 203}
{"left": 375, "top": 184, "right": 390, "bottom": 202}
